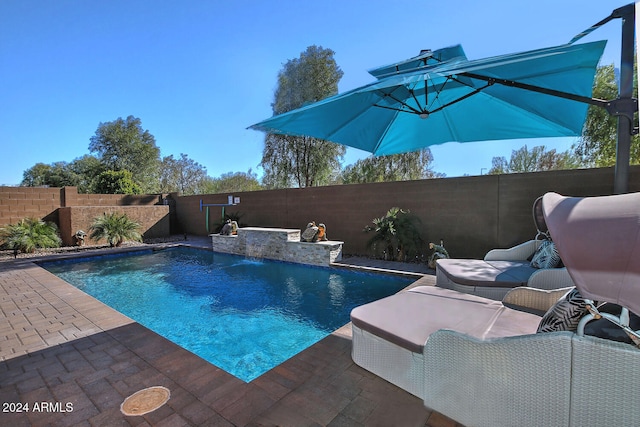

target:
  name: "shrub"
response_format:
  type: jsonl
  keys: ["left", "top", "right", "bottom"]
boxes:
{"left": 0, "top": 218, "right": 62, "bottom": 253}
{"left": 93, "top": 170, "right": 142, "bottom": 195}
{"left": 89, "top": 212, "right": 142, "bottom": 247}
{"left": 364, "top": 207, "right": 425, "bottom": 262}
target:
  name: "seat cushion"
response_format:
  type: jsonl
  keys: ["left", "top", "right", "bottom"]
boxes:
{"left": 437, "top": 258, "right": 537, "bottom": 288}
{"left": 350, "top": 286, "right": 541, "bottom": 353}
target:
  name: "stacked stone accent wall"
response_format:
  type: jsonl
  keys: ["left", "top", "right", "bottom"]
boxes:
{"left": 211, "top": 227, "right": 343, "bottom": 266}
{"left": 209, "top": 235, "right": 244, "bottom": 255}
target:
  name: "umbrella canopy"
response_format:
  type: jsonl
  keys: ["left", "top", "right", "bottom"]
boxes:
{"left": 250, "top": 41, "right": 606, "bottom": 156}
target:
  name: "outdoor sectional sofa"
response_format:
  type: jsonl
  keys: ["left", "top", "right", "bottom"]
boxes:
{"left": 435, "top": 239, "right": 574, "bottom": 300}
{"left": 351, "top": 192, "right": 640, "bottom": 427}
{"left": 351, "top": 285, "right": 558, "bottom": 399}
{"left": 435, "top": 196, "right": 574, "bottom": 300}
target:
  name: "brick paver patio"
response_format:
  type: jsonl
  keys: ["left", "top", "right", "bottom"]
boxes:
{"left": 0, "top": 245, "right": 463, "bottom": 426}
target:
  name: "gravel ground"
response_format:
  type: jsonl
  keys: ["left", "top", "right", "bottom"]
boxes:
{"left": 0, "top": 235, "right": 191, "bottom": 263}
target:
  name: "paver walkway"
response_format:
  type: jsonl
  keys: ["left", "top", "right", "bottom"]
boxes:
{"left": 0, "top": 245, "right": 463, "bottom": 426}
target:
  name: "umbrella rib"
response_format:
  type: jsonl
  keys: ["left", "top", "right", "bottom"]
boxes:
{"left": 409, "top": 89, "right": 424, "bottom": 113}
{"left": 428, "top": 82, "right": 493, "bottom": 115}
{"left": 426, "top": 76, "right": 452, "bottom": 112}
{"left": 376, "top": 90, "right": 424, "bottom": 114}
{"left": 373, "top": 78, "right": 491, "bottom": 117}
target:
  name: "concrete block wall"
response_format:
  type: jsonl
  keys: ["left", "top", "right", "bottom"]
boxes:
{"left": 58, "top": 206, "right": 170, "bottom": 246}
{"left": 0, "top": 187, "right": 170, "bottom": 246}
{"left": 0, "top": 186, "right": 62, "bottom": 226}
{"left": 75, "top": 193, "right": 163, "bottom": 207}
{"left": 0, "top": 187, "right": 165, "bottom": 228}
{"left": 3, "top": 166, "right": 640, "bottom": 257}
{"left": 175, "top": 165, "right": 640, "bottom": 259}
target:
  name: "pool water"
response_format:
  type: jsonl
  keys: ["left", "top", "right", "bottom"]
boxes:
{"left": 42, "top": 247, "right": 412, "bottom": 382}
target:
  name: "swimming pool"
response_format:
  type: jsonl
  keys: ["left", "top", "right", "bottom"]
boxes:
{"left": 42, "top": 247, "right": 412, "bottom": 382}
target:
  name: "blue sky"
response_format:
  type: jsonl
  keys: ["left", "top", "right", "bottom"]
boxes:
{"left": 0, "top": 1, "right": 625, "bottom": 185}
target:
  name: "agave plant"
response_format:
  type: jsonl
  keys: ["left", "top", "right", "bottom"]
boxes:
{"left": 89, "top": 212, "right": 142, "bottom": 247}
{"left": 0, "top": 218, "right": 62, "bottom": 253}
{"left": 364, "top": 207, "right": 425, "bottom": 262}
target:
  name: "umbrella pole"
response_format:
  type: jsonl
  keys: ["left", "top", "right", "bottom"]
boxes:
{"left": 614, "top": 3, "right": 636, "bottom": 194}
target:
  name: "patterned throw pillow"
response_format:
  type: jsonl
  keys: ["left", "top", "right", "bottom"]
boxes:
{"left": 530, "top": 240, "right": 561, "bottom": 269}
{"left": 537, "top": 288, "right": 587, "bottom": 333}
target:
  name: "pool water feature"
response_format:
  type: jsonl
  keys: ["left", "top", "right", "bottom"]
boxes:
{"left": 42, "top": 247, "right": 412, "bottom": 382}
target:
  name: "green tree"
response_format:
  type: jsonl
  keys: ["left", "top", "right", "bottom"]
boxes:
{"left": 93, "top": 170, "right": 142, "bottom": 194}
{"left": 488, "top": 156, "right": 509, "bottom": 175}
{"left": 573, "top": 63, "right": 640, "bottom": 167}
{"left": 204, "top": 169, "right": 263, "bottom": 193}
{"left": 21, "top": 162, "right": 80, "bottom": 188}
{"left": 488, "top": 145, "right": 581, "bottom": 174}
{"left": 341, "top": 149, "right": 444, "bottom": 184}
{"left": 22, "top": 163, "right": 57, "bottom": 187}
{"left": 159, "top": 153, "right": 209, "bottom": 195}
{"left": 68, "top": 155, "right": 107, "bottom": 193}
{"left": 89, "top": 116, "right": 161, "bottom": 192}
{"left": 21, "top": 155, "right": 106, "bottom": 193}
{"left": 261, "top": 45, "right": 346, "bottom": 188}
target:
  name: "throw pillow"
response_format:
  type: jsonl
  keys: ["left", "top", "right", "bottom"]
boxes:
{"left": 537, "top": 288, "right": 587, "bottom": 333}
{"left": 530, "top": 240, "right": 561, "bottom": 269}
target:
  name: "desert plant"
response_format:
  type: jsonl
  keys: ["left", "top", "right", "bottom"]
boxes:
{"left": 89, "top": 212, "right": 142, "bottom": 247}
{"left": 0, "top": 218, "right": 62, "bottom": 253}
{"left": 364, "top": 207, "right": 425, "bottom": 262}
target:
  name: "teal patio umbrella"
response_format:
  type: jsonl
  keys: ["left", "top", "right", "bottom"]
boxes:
{"left": 251, "top": 5, "right": 639, "bottom": 194}
{"left": 250, "top": 40, "right": 606, "bottom": 157}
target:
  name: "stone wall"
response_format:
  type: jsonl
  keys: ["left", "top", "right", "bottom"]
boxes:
{"left": 209, "top": 235, "right": 244, "bottom": 256}
{"left": 211, "top": 227, "right": 343, "bottom": 266}
{"left": 284, "top": 240, "right": 344, "bottom": 266}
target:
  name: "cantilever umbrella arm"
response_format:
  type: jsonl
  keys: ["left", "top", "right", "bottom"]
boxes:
{"left": 570, "top": 2, "right": 638, "bottom": 193}
{"left": 473, "top": 2, "right": 638, "bottom": 194}
{"left": 461, "top": 72, "right": 610, "bottom": 108}
{"left": 462, "top": 71, "right": 639, "bottom": 129}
